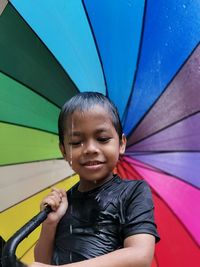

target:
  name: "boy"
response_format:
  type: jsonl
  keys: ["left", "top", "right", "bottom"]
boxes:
{"left": 29, "top": 92, "right": 159, "bottom": 267}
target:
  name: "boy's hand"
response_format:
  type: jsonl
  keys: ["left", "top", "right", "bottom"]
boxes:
{"left": 41, "top": 188, "right": 68, "bottom": 225}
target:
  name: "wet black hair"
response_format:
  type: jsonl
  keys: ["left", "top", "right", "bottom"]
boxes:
{"left": 58, "top": 92, "right": 123, "bottom": 145}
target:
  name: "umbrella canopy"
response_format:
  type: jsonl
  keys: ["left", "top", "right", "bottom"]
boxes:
{"left": 0, "top": 1, "right": 200, "bottom": 266}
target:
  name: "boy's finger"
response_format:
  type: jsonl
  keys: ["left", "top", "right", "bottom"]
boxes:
{"left": 41, "top": 196, "right": 59, "bottom": 210}
{"left": 60, "top": 189, "right": 67, "bottom": 198}
{"left": 50, "top": 190, "right": 62, "bottom": 201}
{"left": 51, "top": 187, "right": 64, "bottom": 198}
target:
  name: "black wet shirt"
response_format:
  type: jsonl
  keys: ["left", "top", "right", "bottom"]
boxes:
{"left": 52, "top": 175, "right": 160, "bottom": 265}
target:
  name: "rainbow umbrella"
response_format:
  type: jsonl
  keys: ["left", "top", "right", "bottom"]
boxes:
{"left": 0, "top": 1, "right": 200, "bottom": 266}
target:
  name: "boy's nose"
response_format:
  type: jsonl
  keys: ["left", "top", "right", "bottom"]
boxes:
{"left": 83, "top": 140, "right": 99, "bottom": 154}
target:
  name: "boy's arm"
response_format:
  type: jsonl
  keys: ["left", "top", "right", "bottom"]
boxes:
{"left": 34, "top": 188, "right": 68, "bottom": 264}
{"left": 34, "top": 222, "right": 57, "bottom": 264}
{"left": 30, "top": 233, "right": 155, "bottom": 267}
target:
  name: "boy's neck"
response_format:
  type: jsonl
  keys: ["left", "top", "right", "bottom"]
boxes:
{"left": 78, "top": 174, "right": 114, "bottom": 192}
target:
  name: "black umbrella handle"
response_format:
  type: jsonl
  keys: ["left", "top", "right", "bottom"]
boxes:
{"left": 1, "top": 205, "right": 52, "bottom": 267}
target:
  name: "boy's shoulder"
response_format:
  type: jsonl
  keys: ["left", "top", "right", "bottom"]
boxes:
{"left": 112, "top": 175, "right": 149, "bottom": 189}
{"left": 111, "top": 175, "right": 150, "bottom": 197}
{"left": 66, "top": 175, "right": 150, "bottom": 202}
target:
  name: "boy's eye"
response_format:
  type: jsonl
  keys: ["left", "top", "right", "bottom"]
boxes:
{"left": 69, "top": 141, "right": 82, "bottom": 146}
{"left": 97, "top": 137, "right": 111, "bottom": 143}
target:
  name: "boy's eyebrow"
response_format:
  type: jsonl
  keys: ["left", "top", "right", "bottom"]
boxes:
{"left": 69, "top": 131, "right": 82, "bottom": 137}
{"left": 69, "top": 127, "right": 111, "bottom": 137}
{"left": 95, "top": 128, "right": 110, "bottom": 134}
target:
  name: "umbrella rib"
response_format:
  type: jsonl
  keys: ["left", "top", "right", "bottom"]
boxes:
{"left": 123, "top": 157, "right": 164, "bottom": 174}
{"left": 0, "top": 70, "right": 62, "bottom": 109}
{"left": 0, "top": 173, "right": 74, "bottom": 213}
{"left": 126, "top": 42, "right": 200, "bottom": 140}
{"left": 81, "top": 0, "right": 108, "bottom": 95}
{"left": 121, "top": 0, "right": 148, "bottom": 125}
{"left": 125, "top": 150, "right": 200, "bottom": 154}
{"left": 0, "top": 120, "right": 58, "bottom": 135}
{"left": 0, "top": 157, "right": 63, "bottom": 168}
{"left": 123, "top": 155, "right": 200, "bottom": 190}
{"left": 126, "top": 110, "right": 200, "bottom": 148}
{"left": 118, "top": 160, "right": 143, "bottom": 180}
{"left": 6, "top": 3, "right": 80, "bottom": 100}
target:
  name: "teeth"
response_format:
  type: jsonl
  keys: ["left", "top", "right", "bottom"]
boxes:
{"left": 86, "top": 162, "right": 100, "bottom": 166}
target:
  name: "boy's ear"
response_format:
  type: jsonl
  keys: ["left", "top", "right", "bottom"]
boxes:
{"left": 59, "top": 143, "right": 72, "bottom": 166}
{"left": 119, "top": 134, "right": 127, "bottom": 156}
{"left": 59, "top": 143, "right": 67, "bottom": 159}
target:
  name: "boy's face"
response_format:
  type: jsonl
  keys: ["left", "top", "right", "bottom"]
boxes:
{"left": 60, "top": 105, "right": 126, "bottom": 187}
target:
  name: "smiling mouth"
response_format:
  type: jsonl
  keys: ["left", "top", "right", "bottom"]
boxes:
{"left": 82, "top": 161, "right": 104, "bottom": 166}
